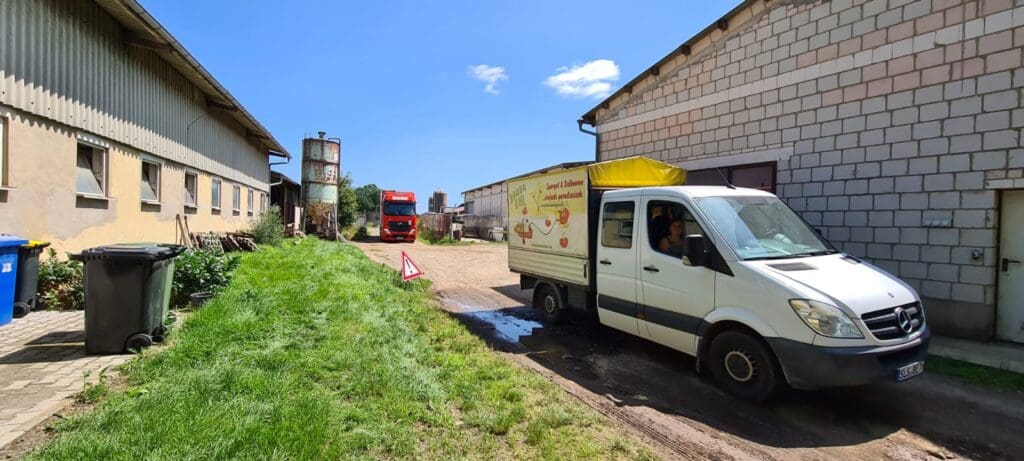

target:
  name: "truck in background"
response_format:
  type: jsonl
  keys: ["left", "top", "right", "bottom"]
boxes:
{"left": 380, "top": 190, "right": 418, "bottom": 242}
{"left": 508, "top": 156, "right": 929, "bottom": 401}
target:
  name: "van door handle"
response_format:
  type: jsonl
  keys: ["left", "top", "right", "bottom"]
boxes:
{"left": 1002, "top": 258, "right": 1022, "bottom": 272}
{"left": 599, "top": 259, "right": 612, "bottom": 265}
{"left": 643, "top": 265, "right": 659, "bottom": 272}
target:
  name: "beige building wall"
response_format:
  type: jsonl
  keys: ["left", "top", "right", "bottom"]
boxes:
{"left": 0, "top": 109, "right": 267, "bottom": 254}
{"left": 0, "top": 0, "right": 279, "bottom": 254}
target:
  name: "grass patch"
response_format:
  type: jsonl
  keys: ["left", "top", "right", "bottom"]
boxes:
{"left": 30, "top": 239, "right": 652, "bottom": 460}
{"left": 927, "top": 355, "right": 1024, "bottom": 393}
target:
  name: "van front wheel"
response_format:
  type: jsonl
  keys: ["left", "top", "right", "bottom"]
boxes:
{"left": 708, "top": 330, "right": 783, "bottom": 402}
{"left": 533, "top": 284, "right": 564, "bottom": 324}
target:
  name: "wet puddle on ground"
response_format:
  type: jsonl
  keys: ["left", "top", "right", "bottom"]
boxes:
{"left": 463, "top": 310, "right": 542, "bottom": 343}
{"left": 445, "top": 299, "right": 543, "bottom": 343}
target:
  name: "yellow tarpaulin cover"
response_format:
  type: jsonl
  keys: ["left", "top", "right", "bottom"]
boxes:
{"left": 586, "top": 156, "right": 686, "bottom": 188}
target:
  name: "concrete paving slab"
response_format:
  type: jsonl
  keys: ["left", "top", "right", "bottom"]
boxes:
{"left": 0, "top": 311, "right": 131, "bottom": 449}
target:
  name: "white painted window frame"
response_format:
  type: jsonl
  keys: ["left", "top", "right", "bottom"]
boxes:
{"left": 232, "top": 184, "right": 241, "bottom": 213}
{"left": 75, "top": 139, "right": 109, "bottom": 199}
{"left": 211, "top": 178, "right": 222, "bottom": 211}
{"left": 184, "top": 170, "right": 199, "bottom": 209}
{"left": 140, "top": 159, "right": 162, "bottom": 204}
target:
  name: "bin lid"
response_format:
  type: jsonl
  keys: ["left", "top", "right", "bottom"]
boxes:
{"left": 23, "top": 240, "right": 51, "bottom": 249}
{"left": 77, "top": 243, "right": 186, "bottom": 261}
{"left": 0, "top": 236, "right": 29, "bottom": 248}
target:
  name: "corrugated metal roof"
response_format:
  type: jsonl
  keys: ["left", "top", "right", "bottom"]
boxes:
{"left": 93, "top": 0, "right": 289, "bottom": 158}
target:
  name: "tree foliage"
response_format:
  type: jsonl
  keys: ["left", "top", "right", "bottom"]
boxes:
{"left": 354, "top": 184, "right": 381, "bottom": 212}
{"left": 337, "top": 172, "right": 359, "bottom": 229}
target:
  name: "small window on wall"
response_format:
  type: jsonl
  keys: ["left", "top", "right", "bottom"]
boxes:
{"left": 687, "top": 162, "right": 777, "bottom": 192}
{"left": 232, "top": 184, "right": 241, "bottom": 212}
{"left": 211, "top": 179, "right": 222, "bottom": 210}
{"left": 76, "top": 143, "right": 107, "bottom": 197}
{"left": 184, "top": 172, "right": 198, "bottom": 208}
{"left": 601, "top": 201, "right": 635, "bottom": 249}
{"left": 141, "top": 161, "right": 161, "bottom": 203}
{"left": 247, "top": 189, "right": 254, "bottom": 216}
{"left": 259, "top": 192, "right": 267, "bottom": 213}
{"left": 0, "top": 117, "right": 8, "bottom": 187}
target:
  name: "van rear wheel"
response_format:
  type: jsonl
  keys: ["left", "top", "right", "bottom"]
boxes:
{"left": 533, "top": 284, "right": 564, "bottom": 324}
{"left": 708, "top": 330, "right": 783, "bottom": 402}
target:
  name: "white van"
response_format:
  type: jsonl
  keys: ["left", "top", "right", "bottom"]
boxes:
{"left": 508, "top": 158, "right": 929, "bottom": 401}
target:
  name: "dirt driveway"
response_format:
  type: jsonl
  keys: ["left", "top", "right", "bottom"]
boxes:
{"left": 353, "top": 238, "right": 1024, "bottom": 460}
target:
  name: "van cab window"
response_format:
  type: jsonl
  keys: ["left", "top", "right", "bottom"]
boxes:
{"left": 648, "top": 201, "right": 705, "bottom": 258}
{"left": 601, "top": 202, "right": 634, "bottom": 249}
{"left": 696, "top": 195, "right": 833, "bottom": 260}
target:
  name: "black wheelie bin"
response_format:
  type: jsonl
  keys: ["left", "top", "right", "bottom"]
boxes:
{"left": 13, "top": 240, "right": 50, "bottom": 318}
{"left": 71, "top": 243, "right": 185, "bottom": 354}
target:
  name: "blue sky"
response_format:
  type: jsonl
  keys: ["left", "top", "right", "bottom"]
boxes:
{"left": 142, "top": 0, "right": 737, "bottom": 211}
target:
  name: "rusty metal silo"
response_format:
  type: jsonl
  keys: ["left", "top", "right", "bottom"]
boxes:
{"left": 301, "top": 131, "right": 341, "bottom": 239}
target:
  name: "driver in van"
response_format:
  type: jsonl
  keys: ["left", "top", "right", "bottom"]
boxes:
{"left": 659, "top": 217, "right": 686, "bottom": 257}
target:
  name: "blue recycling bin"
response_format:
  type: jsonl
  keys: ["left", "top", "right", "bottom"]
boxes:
{"left": 0, "top": 236, "right": 30, "bottom": 326}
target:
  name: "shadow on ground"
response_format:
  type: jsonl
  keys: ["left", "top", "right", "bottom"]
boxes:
{"left": 0, "top": 331, "right": 88, "bottom": 364}
{"left": 440, "top": 284, "right": 1022, "bottom": 460}
{"left": 24, "top": 331, "right": 85, "bottom": 346}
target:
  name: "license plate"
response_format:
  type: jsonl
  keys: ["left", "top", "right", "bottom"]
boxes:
{"left": 896, "top": 361, "right": 924, "bottom": 381}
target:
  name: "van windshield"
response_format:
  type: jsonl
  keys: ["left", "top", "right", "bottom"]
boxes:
{"left": 694, "top": 195, "right": 833, "bottom": 260}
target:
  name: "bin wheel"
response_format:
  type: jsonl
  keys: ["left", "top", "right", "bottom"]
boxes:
{"left": 126, "top": 333, "right": 153, "bottom": 352}
{"left": 13, "top": 302, "right": 31, "bottom": 319}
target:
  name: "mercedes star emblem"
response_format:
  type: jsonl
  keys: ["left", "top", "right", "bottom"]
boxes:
{"left": 894, "top": 307, "right": 914, "bottom": 334}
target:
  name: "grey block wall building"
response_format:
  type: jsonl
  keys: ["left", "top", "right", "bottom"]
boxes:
{"left": 580, "top": 0, "right": 1024, "bottom": 342}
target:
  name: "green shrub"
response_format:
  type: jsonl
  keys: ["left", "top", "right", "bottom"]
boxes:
{"left": 341, "top": 226, "right": 369, "bottom": 241}
{"left": 353, "top": 226, "right": 368, "bottom": 241}
{"left": 171, "top": 249, "right": 240, "bottom": 308}
{"left": 249, "top": 205, "right": 285, "bottom": 246}
{"left": 417, "top": 227, "right": 462, "bottom": 245}
{"left": 36, "top": 248, "right": 84, "bottom": 311}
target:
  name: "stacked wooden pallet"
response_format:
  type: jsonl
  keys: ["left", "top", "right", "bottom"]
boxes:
{"left": 187, "top": 232, "right": 257, "bottom": 253}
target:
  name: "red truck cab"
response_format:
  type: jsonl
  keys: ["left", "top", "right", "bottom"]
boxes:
{"left": 379, "top": 190, "right": 417, "bottom": 242}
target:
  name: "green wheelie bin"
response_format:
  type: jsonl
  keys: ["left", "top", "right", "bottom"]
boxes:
{"left": 71, "top": 243, "right": 185, "bottom": 354}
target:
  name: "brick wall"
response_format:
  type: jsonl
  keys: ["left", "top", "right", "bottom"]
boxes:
{"left": 592, "top": 0, "right": 1024, "bottom": 339}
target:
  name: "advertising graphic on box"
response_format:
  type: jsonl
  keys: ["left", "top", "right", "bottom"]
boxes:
{"left": 508, "top": 167, "right": 588, "bottom": 257}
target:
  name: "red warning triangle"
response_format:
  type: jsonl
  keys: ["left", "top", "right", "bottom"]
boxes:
{"left": 401, "top": 251, "right": 424, "bottom": 281}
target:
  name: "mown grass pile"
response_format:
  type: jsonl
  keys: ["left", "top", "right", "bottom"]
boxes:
{"left": 31, "top": 239, "right": 651, "bottom": 460}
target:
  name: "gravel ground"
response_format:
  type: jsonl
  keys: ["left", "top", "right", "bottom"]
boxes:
{"left": 354, "top": 237, "right": 1024, "bottom": 461}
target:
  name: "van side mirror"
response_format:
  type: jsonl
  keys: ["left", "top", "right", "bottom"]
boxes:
{"left": 683, "top": 234, "right": 709, "bottom": 267}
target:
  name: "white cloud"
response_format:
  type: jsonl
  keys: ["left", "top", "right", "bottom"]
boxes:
{"left": 544, "top": 59, "right": 620, "bottom": 99}
{"left": 468, "top": 64, "right": 508, "bottom": 95}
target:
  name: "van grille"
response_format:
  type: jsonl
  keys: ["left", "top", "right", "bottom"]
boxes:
{"left": 388, "top": 221, "right": 412, "bottom": 232}
{"left": 861, "top": 302, "right": 923, "bottom": 340}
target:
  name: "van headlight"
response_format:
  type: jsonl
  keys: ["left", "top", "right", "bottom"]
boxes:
{"left": 789, "top": 299, "right": 863, "bottom": 338}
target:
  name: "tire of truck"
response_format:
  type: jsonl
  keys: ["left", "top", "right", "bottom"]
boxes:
{"left": 707, "top": 330, "right": 784, "bottom": 402}
{"left": 533, "top": 283, "right": 564, "bottom": 324}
